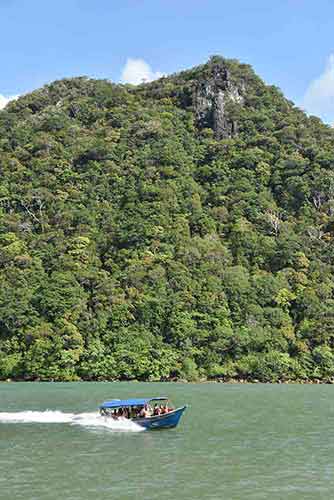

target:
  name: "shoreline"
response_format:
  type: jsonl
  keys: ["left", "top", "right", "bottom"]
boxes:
{"left": 1, "top": 378, "right": 334, "bottom": 384}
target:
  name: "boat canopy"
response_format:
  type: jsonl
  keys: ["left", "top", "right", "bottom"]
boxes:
{"left": 99, "top": 397, "right": 168, "bottom": 409}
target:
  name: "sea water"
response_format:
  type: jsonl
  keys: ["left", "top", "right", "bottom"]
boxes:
{"left": 1, "top": 382, "right": 334, "bottom": 500}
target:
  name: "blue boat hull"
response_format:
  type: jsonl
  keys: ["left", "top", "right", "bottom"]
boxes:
{"left": 133, "top": 406, "right": 187, "bottom": 430}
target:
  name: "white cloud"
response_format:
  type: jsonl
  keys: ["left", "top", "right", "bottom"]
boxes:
{"left": 0, "top": 94, "right": 18, "bottom": 110}
{"left": 303, "top": 54, "right": 334, "bottom": 124}
{"left": 121, "top": 58, "right": 164, "bottom": 85}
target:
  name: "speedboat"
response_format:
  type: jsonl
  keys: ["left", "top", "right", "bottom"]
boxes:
{"left": 99, "top": 397, "right": 187, "bottom": 430}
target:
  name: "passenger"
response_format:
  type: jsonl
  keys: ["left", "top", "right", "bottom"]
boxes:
{"left": 153, "top": 404, "right": 161, "bottom": 416}
{"left": 165, "top": 402, "right": 174, "bottom": 412}
{"left": 139, "top": 404, "right": 149, "bottom": 417}
{"left": 160, "top": 404, "right": 167, "bottom": 414}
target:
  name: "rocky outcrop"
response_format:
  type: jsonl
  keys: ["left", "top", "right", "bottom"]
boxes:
{"left": 193, "top": 61, "right": 245, "bottom": 139}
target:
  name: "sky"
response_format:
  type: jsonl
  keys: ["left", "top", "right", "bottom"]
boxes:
{"left": 0, "top": 0, "right": 333, "bottom": 123}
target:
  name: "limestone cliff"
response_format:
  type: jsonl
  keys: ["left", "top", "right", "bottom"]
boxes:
{"left": 193, "top": 60, "right": 245, "bottom": 139}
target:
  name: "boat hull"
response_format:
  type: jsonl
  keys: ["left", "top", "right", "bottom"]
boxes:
{"left": 133, "top": 406, "right": 187, "bottom": 430}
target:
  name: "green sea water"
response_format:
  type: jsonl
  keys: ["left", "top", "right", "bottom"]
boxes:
{"left": 1, "top": 382, "right": 334, "bottom": 500}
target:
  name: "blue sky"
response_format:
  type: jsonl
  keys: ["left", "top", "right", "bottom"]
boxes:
{"left": 0, "top": 0, "right": 333, "bottom": 123}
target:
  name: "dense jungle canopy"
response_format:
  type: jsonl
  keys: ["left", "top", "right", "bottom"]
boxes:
{"left": 1, "top": 56, "right": 334, "bottom": 382}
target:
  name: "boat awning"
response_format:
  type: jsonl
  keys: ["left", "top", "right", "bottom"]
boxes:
{"left": 99, "top": 397, "right": 168, "bottom": 409}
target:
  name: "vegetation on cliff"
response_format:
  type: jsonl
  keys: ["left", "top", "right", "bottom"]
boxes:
{"left": 1, "top": 56, "right": 334, "bottom": 382}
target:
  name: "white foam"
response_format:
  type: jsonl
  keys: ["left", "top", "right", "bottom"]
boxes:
{"left": 0, "top": 411, "right": 145, "bottom": 431}
{"left": 0, "top": 410, "right": 74, "bottom": 423}
{"left": 72, "top": 412, "right": 145, "bottom": 431}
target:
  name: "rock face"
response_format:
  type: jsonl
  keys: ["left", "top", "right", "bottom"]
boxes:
{"left": 193, "top": 61, "right": 244, "bottom": 139}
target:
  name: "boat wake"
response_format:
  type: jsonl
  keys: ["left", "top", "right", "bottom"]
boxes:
{"left": 0, "top": 411, "right": 145, "bottom": 431}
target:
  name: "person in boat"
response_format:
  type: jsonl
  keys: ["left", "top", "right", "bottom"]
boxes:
{"left": 139, "top": 404, "right": 150, "bottom": 418}
{"left": 153, "top": 404, "right": 161, "bottom": 416}
{"left": 160, "top": 404, "right": 167, "bottom": 414}
{"left": 131, "top": 406, "right": 138, "bottom": 418}
{"left": 165, "top": 402, "right": 174, "bottom": 412}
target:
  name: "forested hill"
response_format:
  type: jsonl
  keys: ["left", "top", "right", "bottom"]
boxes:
{"left": 1, "top": 56, "right": 334, "bottom": 382}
